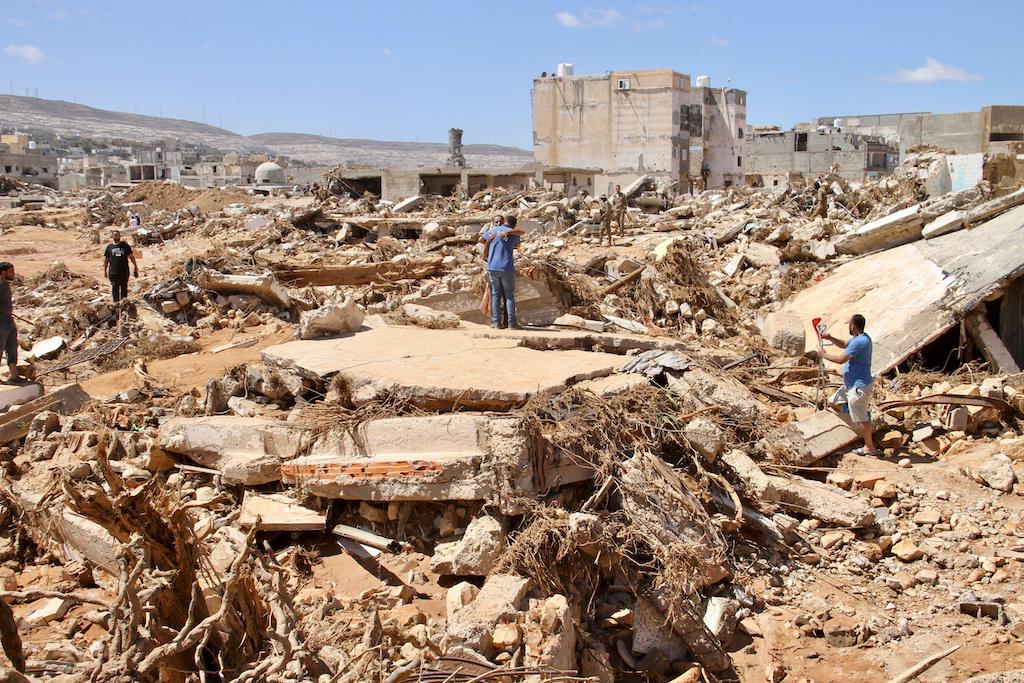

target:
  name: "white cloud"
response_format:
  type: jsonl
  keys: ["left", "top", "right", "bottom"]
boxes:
{"left": 633, "top": 18, "right": 664, "bottom": 31}
{"left": 583, "top": 8, "right": 623, "bottom": 27}
{"left": 706, "top": 36, "right": 730, "bottom": 48}
{"left": 556, "top": 11, "right": 583, "bottom": 27}
{"left": 4, "top": 44, "right": 45, "bottom": 64}
{"left": 558, "top": 8, "right": 622, "bottom": 28}
{"left": 382, "top": 47, "right": 393, "bottom": 57}
{"left": 880, "top": 57, "right": 981, "bottom": 83}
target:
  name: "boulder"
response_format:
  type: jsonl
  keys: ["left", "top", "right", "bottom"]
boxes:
{"left": 685, "top": 418, "right": 724, "bottom": 460}
{"left": 523, "top": 595, "right": 576, "bottom": 675}
{"left": 756, "top": 312, "right": 806, "bottom": 356}
{"left": 974, "top": 454, "right": 1016, "bottom": 492}
{"left": 445, "top": 574, "right": 532, "bottom": 656}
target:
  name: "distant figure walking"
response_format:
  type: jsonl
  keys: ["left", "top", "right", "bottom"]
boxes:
{"left": 0, "top": 262, "right": 26, "bottom": 383}
{"left": 104, "top": 230, "right": 139, "bottom": 304}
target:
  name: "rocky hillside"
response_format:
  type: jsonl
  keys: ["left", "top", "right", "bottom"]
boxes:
{"left": 0, "top": 95, "right": 533, "bottom": 167}
{"left": 248, "top": 132, "right": 533, "bottom": 168}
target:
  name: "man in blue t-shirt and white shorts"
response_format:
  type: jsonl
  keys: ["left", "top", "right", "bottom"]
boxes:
{"left": 819, "top": 313, "right": 878, "bottom": 455}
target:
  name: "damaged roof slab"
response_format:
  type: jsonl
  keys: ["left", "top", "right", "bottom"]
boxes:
{"left": 783, "top": 204, "right": 1024, "bottom": 375}
{"left": 261, "top": 321, "right": 626, "bottom": 410}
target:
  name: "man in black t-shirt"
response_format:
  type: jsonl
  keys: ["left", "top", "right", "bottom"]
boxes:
{"left": 103, "top": 231, "right": 138, "bottom": 303}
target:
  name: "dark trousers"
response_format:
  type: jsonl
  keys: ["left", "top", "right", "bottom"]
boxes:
{"left": 0, "top": 318, "right": 17, "bottom": 366}
{"left": 110, "top": 273, "right": 129, "bottom": 303}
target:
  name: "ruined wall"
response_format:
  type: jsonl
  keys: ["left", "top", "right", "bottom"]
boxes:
{"left": 699, "top": 87, "right": 746, "bottom": 188}
{"left": 746, "top": 129, "right": 872, "bottom": 185}
{"left": 0, "top": 150, "right": 59, "bottom": 188}
{"left": 817, "top": 111, "right": 985, "bottom": 156}
{"left": 533, "top": 69, "right": 689, "bottom": 190}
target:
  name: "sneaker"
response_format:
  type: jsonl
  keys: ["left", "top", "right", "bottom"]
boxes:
{"left": 851, "top": 446, "right": 880, "bottom": 456}
{"left": 490, "top": 322, "right": 502, "bottom": 329}
{"left": 508, "top": 323, "right": 524, "bottom": 331}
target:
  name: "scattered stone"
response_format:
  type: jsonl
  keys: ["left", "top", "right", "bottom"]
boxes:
{"left": 430, "top": 516, "right": 506, "bottom": 576}
{"left": 974, "top": 454, "right": 1016, "bottom": 492}
{"left": 891, "top": 539, "right": 924, "bottom": 562}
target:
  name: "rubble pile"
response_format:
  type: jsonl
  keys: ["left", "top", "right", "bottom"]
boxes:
{"left": 0, "top": 164, "right": 1021, "bottom": 682}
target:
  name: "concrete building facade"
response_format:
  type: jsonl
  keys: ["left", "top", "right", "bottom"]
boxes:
{"left": 813, "top": 106, "right": 1024, "bottom": 157}
{"left": 0, "top": 134, "right": 58, "bottom": 188}
{"left": 531, "top": 68, "right": 746, "bottom": 194}
{"left": 745, "top": 126, "right": 897, "bottom": 187}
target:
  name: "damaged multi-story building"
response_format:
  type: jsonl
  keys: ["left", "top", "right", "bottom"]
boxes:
{"left": 531, "top": 66, "right": 746, "bottom": 194}
{"left": 744, "top": 124, "right": 898, "bottom": 188}
{"left": 0, "top": 133, "right": 58, "bottom": 188}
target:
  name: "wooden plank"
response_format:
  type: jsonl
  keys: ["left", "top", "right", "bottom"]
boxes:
{"left": 967, "top": 310, "right": 1021, "bottom": 374}
{"left": 238, "top": 492, "right": 326, "bottom": 532}
{"left": 0, "top": 383, "right": 91, "bottom": 445}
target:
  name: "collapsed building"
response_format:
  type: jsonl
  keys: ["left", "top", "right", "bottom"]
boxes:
{"left": 0, "top": 115, "right": 1024, "bottom": 683}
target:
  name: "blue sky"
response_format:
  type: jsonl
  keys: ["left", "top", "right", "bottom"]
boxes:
{"left": 2, "top": 0, "right": 1020, "bottom": 149}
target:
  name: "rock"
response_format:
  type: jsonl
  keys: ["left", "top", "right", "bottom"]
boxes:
{"left": 28, "top": 336, "right": 65, "bottom": 360}
{"left": 553, "top": 314, "right": 605, "bottom": 332}
{"left": 298, "top": 296, "right": 365, "bottom": 339}
{"left": 446, "top": 582, "right": 479, "bottom": 618}
{"left": 744, "top": 242, "right": 782, "bottom": 269}
{"left": 826, "top": 472, "right": 854, "bottom": 490}
{"left": 915, "top": 568, "right": 939, "bottom": 585}
{"left": 429, "top": 516, "right": 506, "bottom": 576}
{"left": 668, "top": 368, "right": 764, "bottom": 423}
{"left": 822, "top": 615, "right": 863, "bottom": 647}
{"left": 523, "top": 594, "right": 576, "bottom": 673}
{"left": 913, "top": 508, "right": 942, "bottom": 526}
{"left": 701, "top": 318, "right": 720, "bottom": 335}
{"left": 946, "top": 407, "right": 969, "bottom": 432}
{"left": 491, "top": 623, "right": 522, "bottom": 651}
{"left": 891, "top": 539, "right": 924, "bottom": 562}
{"left": 912, "top": 425, "right": 935, "bottom": 442}
{"left": 873, "top": 479, "right": 898, "bottom": 500}
{"left": 685, "top": 418, "right": 724, "bottom": 460}
{"left": 161, "top": 300, "right": 182, "bottom": 314}
{"left": 975, "top": 454, "right": 1016, "bottom": 492}
{"left": 445, "top": 574, "right": 532, "bottom": 655}
{"left": 702, "top": 596, "right": 739, "bottom": 644}
{"left": 879, "top": 430, "right": 905, "bottom": 449}
{"left": 26, "top": 596, "right": 73, "bottom": 624}
{"left": 632, "top": 597, "right": 688, "bottom": 659}
{"left": 757, "top": 312, "right": 806, "bottom": 355}
{"left": 226, "top": 396, "right": 260, "bottom": 417}
{"left": 821, "top": 530, "right": 853, "bottom": 550}
{"left": 402, "top": 303, "right": 461, "bottom": 329}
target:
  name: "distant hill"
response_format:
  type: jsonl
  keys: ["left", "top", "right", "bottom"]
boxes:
{"left": 0, "top": 95, "right": 534, "bottom": 168}
{"left": 248, "top": 132, "right": 533, "bottom": 168}
{"left": 0, "top": 95, "right": 268, "bottom": 152}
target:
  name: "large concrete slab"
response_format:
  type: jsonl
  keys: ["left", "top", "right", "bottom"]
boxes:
{"left": 282, "top": 414, "right": 591, "bottom": 506}
{"left": 0, "top": 382, "right": 43, "bottom": 411}
{"left": 262, "top": 323, "right": 624, "bottom": 410}
{"left": 784, "top": 203, "right": 1024, "bottom": 375}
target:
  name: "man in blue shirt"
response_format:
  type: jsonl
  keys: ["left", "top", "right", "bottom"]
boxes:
{"left": 820, "top": 314, "right": 877, "bottom": 455}
{"left": 479, "top": 215, "right": 522, "bottom": 329}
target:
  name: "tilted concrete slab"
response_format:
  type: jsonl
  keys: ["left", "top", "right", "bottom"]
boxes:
{"left": 782, "top": 204, "right": 1024, "bottom": 376}
{"left": 835, "top": 204, "right": 923, "bottom": 255}
{"left": 158, "top": 416, "right": 310, "bottom": 485}
{"left": 262, "top": 323, "right": 624, "bottom": 410}
{"left": 785, "top": 410, "right": 860, "bottom": 465}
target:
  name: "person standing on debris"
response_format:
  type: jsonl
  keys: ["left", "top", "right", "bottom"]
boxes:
{"left": 479, "top": 215, "right": 521, "bottom": 329}
{"left": 128, "top": 213, "right": 140, "bottom": 230}
{"left": 820, "top": 314, "right": 878, "bottom": 455}
{"left": 481, "top": 216, "right": 508, "bottom": 327}
{"left": 0, "top": 263, "right": 26, "bottom": 384}
{"left": 612, "top": 185, "right": 628, "bottom": 236}
{"left": 599, "top": 195, "right": 615, "bottom": 246}
{"left": 103, "top": 231, "right": 139, "bottom": 304}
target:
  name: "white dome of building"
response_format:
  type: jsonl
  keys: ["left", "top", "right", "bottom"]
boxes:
{"left": 254, "top": 161, "right": 285, "bottom": 185}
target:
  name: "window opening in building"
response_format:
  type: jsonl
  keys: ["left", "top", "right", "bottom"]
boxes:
{"left": 795, "top": 133, "right": 808, "bottom": 152}
{"left": 737, "top": 156, "right": 742, "bottom": 167}
{"left": 738, "top": 128, "right": 743, "bottom": 138}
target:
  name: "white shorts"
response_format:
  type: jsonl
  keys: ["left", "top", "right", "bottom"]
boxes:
{"left": 830, "top": 384, "right": 873, "bottom": 423}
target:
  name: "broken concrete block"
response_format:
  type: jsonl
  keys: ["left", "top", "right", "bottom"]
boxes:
{"left": 974, "top": 454, "right": 1016, "bottom": 492}
{"left": 393, "top": 195, "right": 422, "bottom": 213}
{"left": 238, "top": 492, "right": 326, "bottom": 531}
{"left": 632, "top": 597, "right": 688, "bottom": 659}
{"left": 777, "top": 410, "right": 860, "bottom": 466}
{"left": 0, "top": 383, "right": 91, "bottom": 446}
{"left": 523, "top": 594, "right": 576, "bottom": 675}
{"left": 723, "top": 252, "right": 745, "bottom": 277}
{"left": 197, "top": 270, "right": 291, "bottom": 308}
{"left": 298, "top": 296, "right": 365, "bottom": 340}
{"left": 26, "top": 597, "right": 73, "bottom": 625}
{"left": 668, "top": 368, "right": 763, "bottom": 423}
{"left": 445, "top": 574, "right": 532, "bottom": 656}
{"left": 401, "top": 303, "right": 460, "bottom": 329}
{"left": 491, "top": 623, "right": 522, "bottom": 652}
{"left": 835, "top": 204, "right": 923, "bottom": 255}
{"left": 756, "top": 311, "right": 806, "bottom": 356}
{"left": 685, "top": 418, "right": 724, "bottom": 460}
{"left": 159, "top": 416, "right": 308, "bottom": 485}
{"left": 744, "top": 242, "right": 781, "bottom": 269}
{"left": 553, "top": 314, "right": 605, "bottom": 332}
{"left": 28, "top": 336, "right": 65, "bottom": 360}
{"left": 161, "top": 300, "right": 182, "bottom": 314}
{"left": 446, "top": 582, "right": 480, "bottom": 618}
{"left": 723, "top": 449, "right": 873, "bottom": 527}
{"left": 891, "top": 539, "right": 924, "bottom": 562}
{"left": 922, "top": 209, "right": 964, "bottom": 239}
{"left": 0, "top": 383, "right": 43, "bottom": 412}
{"left": 702, "top": 596, "right": 739, "bottom": 645}
{"left": 429, "top": 515, "right": 506, "bottom": 576}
